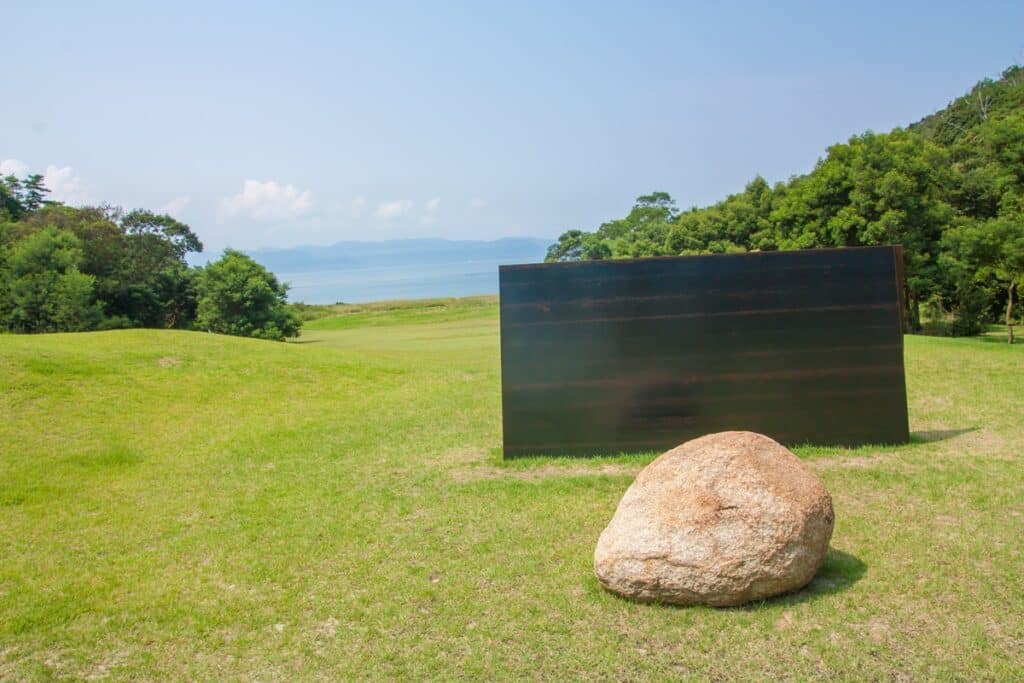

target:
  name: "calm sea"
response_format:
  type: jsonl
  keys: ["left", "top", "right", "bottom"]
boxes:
{"left": 280, "top": 259, "right": 523, "bottom": 304}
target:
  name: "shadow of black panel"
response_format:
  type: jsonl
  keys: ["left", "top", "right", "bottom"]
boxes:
{"left": 499, "top": 246, "right": 909, "bottom": 457}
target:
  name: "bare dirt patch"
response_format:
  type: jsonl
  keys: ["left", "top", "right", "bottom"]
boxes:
{"left": 447, "top": 425, "right": 999, "bottom": 482}
{"left": 808, "top": 426, "right": 1001, "bottom": 471}
{"left": 429, "top": 447, "right": 489, "bottom": 469}
{"left": 808, "top": 452, "right": 901, "bottom": 470}
{"left": 444, "top": 447, "right": 641, "bottom": 482}
{"left": 316, "top": 617, "right": 340, "bottom": 638}
{"left": 84, "top": 649, "right": 129, "bottom": 681}
{"left": 494, "top": 462, "right": 642, "bottom": 482}
{"left": 157, "top": 356, "right": 182, "bottom": 368}
{"left": 0, "top": 647, "right": 21, "bottom": 680}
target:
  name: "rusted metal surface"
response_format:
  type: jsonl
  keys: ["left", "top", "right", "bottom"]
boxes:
{"left": 499, "top": 246, "right": 909, "bottom": 457}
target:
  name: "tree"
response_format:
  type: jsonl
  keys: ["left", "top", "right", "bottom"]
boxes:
{"left": 115, "top": 210, "right": 202, "bottom": 328}
{"left": 1, "top": 177, "right": 22, "bottom": 221}
{"left": 22, "top": 175, "right": 50, "bottom": 211}
{"left": 546, "top": 193, "right": 682, "bottom": 262}
{"left": 939, "top": 111, "right": 1024, "bottom": 340}
{"left": 667, "top": 178, "right": 774, "bottom": 254}
{"left": 545, "top": 229, "right": 611, "bottom": 262}
{"left": 0, "top": 228, "right": 101, "bottom": 333}
{"left": 195, "top": 249, "right": 301, "bottom": 340}
{"left": 20, "top": 204, "right": 204, "bottom": 328}
{"left": 911, "top": 65, "right": 1024, "bottom": 147}
{"left": 0, "top": 173, "right": 52, "bottom": 217}
{"left": 121, "top": 209, "right": 203, "bottom": 260}
{"left": 769, "top": 131, "right": 955, "bottom": 330}
{"left": 943, "top": 196, "right": 1024, "bottom": 343}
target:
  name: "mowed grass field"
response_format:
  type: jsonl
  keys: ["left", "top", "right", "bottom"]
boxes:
{"left": 1, "top": 296, "right": 1022, "bottom": 680}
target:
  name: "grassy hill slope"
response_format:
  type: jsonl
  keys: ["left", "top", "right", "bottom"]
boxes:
{"left": 1, "top": 299, "right": 1021, "bottom": 679}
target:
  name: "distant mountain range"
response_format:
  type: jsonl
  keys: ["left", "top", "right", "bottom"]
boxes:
{"left": 241, "top": 237, "right": 552, "bottom": 273}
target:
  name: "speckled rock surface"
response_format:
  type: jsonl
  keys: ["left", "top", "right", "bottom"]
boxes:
{"left": 594, "top": 431, "right": 834, "bottom": 606}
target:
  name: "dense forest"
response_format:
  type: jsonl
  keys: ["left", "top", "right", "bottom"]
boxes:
{"left": 547, "top": 65, "right": 1024, "bottom": 342}
{"left": 0, "top": 183, "right": 300, "bottom": 339}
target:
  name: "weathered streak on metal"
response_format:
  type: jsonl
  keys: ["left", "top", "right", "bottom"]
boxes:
{"left": 499, "top": 246, "right": 910, "bottom": 457}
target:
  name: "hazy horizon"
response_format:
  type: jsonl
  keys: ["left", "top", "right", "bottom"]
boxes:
{"left": 3, "top": 1, "right": 1023, "bottom": 254}
{"left": 247, "top": 235, "right": 555, "bottom": 253}
{"left": 240, "top": 236, "right": 554, "bottom": 303}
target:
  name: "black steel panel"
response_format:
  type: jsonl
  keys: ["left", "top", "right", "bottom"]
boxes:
{"left": 499, "top": 246, "right": 910, "bottom": 457}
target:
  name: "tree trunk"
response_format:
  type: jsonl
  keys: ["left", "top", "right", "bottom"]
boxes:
{"left": 1008, "top": 281, "right": 1016, "bottom": 345}
{"left": 907, "top": 295, "right": 921, "bottom": 333}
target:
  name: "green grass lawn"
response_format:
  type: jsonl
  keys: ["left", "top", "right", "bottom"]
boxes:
{"left": 1, "top": 298, "right": 1022, "bottom": 679}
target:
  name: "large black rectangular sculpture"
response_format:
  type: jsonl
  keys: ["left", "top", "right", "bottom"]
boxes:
{"left": 499, "top": 246, "right": 909, "bottom": 457}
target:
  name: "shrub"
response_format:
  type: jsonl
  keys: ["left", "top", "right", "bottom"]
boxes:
{"left": 195, "top": 249, "right": 301, "bottom": 341}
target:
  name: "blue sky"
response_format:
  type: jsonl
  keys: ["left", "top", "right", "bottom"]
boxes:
{"left": 2, "top": 1, "right": 1022, "bottom": 252}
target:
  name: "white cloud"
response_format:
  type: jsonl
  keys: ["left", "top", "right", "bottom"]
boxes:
{"left": 469, "top": 198, "right": 488, "bottom": 209}
{"left": 219, "top": 179, "right": 313, "bottom": 221}
{"left": 2, "top": 160, "right": 89, "bottom": 204}
{"left": 42, "top": 165, "right": 87, "bottom": 204}
{"left": 425, "top": 197, "right": 441, "bottom": 211}
{"left": 161, "top": 195, "right": 191, "bottom": 216}
{"left": 375, "top": 199, "right": 413, "bottom": 218}
{"left": 0, "top": 159, "right": 29, "bottom": 177}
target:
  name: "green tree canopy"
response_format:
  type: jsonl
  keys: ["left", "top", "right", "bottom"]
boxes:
{"left": 195, "top": 249, "right": 301, "bottom": 341}
{"left": 0, "top": 227, "right": 101, "bottom": 333}
{"left": 545, "top": 229, "right": 612, "bottom": 261}
{"left": 17, "top": 204, "right": 203, "bottom": 329}
{"left": 943, "top": 194, "right": 1024, "bottom": 342}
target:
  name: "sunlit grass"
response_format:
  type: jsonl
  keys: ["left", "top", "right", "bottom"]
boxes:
{"left": 1, "top": 301, "right": 1021, "bottom": 679}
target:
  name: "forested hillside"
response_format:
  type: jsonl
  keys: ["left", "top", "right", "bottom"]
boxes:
{"left": 547, "top": 65, "right": 1024, "bottom": 341}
